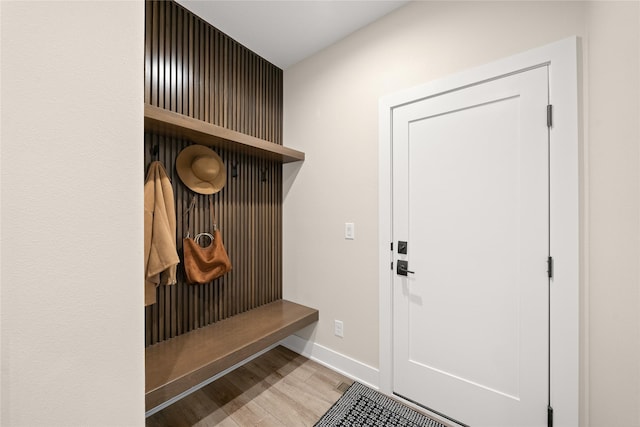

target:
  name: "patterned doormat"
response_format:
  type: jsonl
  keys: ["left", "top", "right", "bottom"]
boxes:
{"left": 314, "top": 382, "right": 447, "bottom": 427}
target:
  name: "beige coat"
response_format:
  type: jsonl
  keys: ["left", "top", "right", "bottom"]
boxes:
{"left": 144, "top": 161, "right": 179, "bottom": 306}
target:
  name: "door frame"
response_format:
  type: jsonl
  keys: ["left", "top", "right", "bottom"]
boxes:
{"left": 378, "top": 37, "right": 579, "bottom": 426}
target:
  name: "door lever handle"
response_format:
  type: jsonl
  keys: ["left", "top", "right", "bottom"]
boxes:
{"left": 396, "top": 260, "right": 415, "bottom": 276}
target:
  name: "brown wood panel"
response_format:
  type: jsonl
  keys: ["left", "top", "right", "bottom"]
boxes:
{"left": 145, "top": 300, "right": 319, "bottom": 410}
{"left": 145, "top": 0, "right": 283, "bottom": 145}
{"left": 144, "top": 0, "right": 287, "bottom": 346}
{"left": 144, "top": 134, "right": 283, "bottom": 345}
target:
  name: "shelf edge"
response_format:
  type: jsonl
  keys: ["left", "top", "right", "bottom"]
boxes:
{"left": 144, "top": 104, "right": 304, "bottom": 163}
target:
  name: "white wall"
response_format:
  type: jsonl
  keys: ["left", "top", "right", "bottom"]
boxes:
{"left": 584, "top": 3, "right": 640, "bottom": 425}
{"left": 283, "top": 1, "right": 640, "bottom": 425}
{"left": 0, "top": 2, "right": 145, "bottom": 426}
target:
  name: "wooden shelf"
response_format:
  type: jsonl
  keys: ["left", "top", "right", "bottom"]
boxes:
{"left": 144, "top": 104, "right": 305, "bottom": 163}
{"left": 145, "top": 299, "right": 318, "bottom": 411}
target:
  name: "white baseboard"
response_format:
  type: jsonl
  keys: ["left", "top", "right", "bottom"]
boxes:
{"left": 280, "top": 334, "right": 379, "bottom": 390}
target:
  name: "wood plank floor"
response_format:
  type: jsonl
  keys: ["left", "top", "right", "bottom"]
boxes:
{"left": 146, "top": 346, "right": 353, "bottom": 427}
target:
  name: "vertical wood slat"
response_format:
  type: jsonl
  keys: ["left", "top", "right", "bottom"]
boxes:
{"left": 144, "top": 2, "right": 152, "bottom": 104}
{"left": 170, "top": 2, "right": 177, "bottom": 113}
{"left": 179, "top": 6, "right": 186, "bottom": 116}
{"left": 151, "top": 2, "right": 158, "bottom": 107}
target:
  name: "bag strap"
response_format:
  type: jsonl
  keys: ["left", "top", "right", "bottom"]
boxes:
{"left": 184, "top": 195, "right": 217, "bottom": 239}
{"left": 184, "top": 196, "right": 196, "bottom": 238}
{"left": 209, "top": 195, "right": 217, "bottom": 231}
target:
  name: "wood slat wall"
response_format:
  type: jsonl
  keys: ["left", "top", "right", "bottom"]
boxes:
{"left": 145, "top": 0, "right": 283, "bottom": 145}
{"left": 144, "top": 0, "right": 284, "bottom": 347}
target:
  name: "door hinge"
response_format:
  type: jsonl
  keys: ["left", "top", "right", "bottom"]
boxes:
{"left": 547, "top": 104, "right": 553, "bottom": 128}
{"left": 547, "top": 256, "right": 554, "bottom": 279}
{"left": 390, "top": 242, "right": 393, "bottom": 251}
{"left": 548, "top": 405, "right": 554, "bottom": 427}
{"left": 391, "top": 261, "right": 393, "bottom": 271}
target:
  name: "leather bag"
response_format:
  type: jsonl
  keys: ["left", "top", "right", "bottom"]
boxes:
{"left": 183, "top": 196, "right": 232, "bottom": 284}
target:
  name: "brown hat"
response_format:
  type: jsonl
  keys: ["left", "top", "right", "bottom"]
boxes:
{"left": 176, "top": 145, "right": 226, "bottom": 194}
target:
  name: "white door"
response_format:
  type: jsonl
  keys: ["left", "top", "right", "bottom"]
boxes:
{"left": 392, "top": 66, "right": 550, "bottom": 427}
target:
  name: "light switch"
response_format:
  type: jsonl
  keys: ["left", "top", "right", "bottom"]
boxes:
{"left": 345, "top": 222, "right": 355, "bottom": 240}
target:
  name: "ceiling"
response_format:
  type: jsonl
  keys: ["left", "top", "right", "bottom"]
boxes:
{"left": 175, "top": 0, "right": 410, "bottom": 69}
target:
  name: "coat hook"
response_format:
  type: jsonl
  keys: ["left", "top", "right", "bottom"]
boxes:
{"left": 231, "top": 162, "right": 238, "bottom": 178}
{"left": 261, "top": 168, "right": 267, "bottom": 182}
{"left": 150, "top": 144, "right": 159, "bottom": 161}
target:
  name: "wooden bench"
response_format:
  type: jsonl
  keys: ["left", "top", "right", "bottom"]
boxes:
{"left": 145, "top": 299, "right": 319, "bottom": 412}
